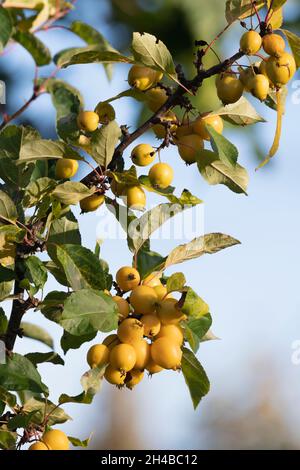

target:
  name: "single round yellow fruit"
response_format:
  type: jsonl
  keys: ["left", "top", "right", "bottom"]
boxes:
{"left": 55, "top": 158, "right": 79, "bottom": 179}
{"left": 116, "top": 266, "right": 140, "bottom": 292}
{"left": 153, "top": 285, "right": 171, "bottom": 301}
{"left": 110, "top": 178, "right": 125, "bottom": 197}
{"left": 102, "top": 334, "right": 120, "bottom": 350}
{"left": 248, "top": 74, "right": 270, "bottom": 101}
{"left": 148, "top": 162, "right": 174, "bottom": 189}
{"left": 145, "top": 87, "right": 168, "bottom": 111}
{"left": 28, "top": 441, "right": 50, "bottom": 450}
{"left": 109, "top": 343, "right": 136, "bottom": 372}
{"left": 131, "top": 143, "right": 155, "bottom": 167}
{"left": 122, "top": 185, "right": 146, "bottom": 210}
{"left": 80, "top": 194, "right": 105, "bottom": 213}
{"left": 128, "top": 65, "right": 161, "bottom": 91}
{"left": 266, "top": 52, "right": 296, "bottom": 87}
{"left": 117, "top": 318, "right": 144, "bottom": 344}
{"left": 157, "top": 298, "right": 186, "bottom": 325}
{"left": 131, "top": 339, "right": 151, "bottom": 370}
{"left": 112, "top": 295, "right": 130, "bottom": 319}
{"left": 87, "top": 344, "right": 110, "bottom": 369}
{"left": 104, "top": 365, "right": 125, "bottom": 385}
{"left": 193, "top": 115, "right": 224, "bottom": 141}
{"left": 155, "top": 324, "right": 184, "bottom": 346}
{"left": 262, "top": 33, "right": 286, "bottom": 57}
{"left": 216, "top": 73, "right": 244, "bottom": 104}
{"left": 146, "top": 356, "right": 164, "bottom": 374}
{"left": 150, "top": 337, "right": 182, "bottom": 370}
{"left": 143, "top": 272, "right": 162, "bottom": 287}
{"left": 129, "top": 285, "right": 158, "bottom": 315}
{"left": 177, "top": 134, "right": 204, "bottom": 164}
{"left": 152, "top": 112, "right": 178, "bottom": 139}
{"left": 42, "top": 430, "right": 70, "bottom": 451}
{"left": 77, "top": 110, "right": 99, "bottom": 132}
{"left": 140, "top": 314, "right": 161, "bottom": 338}
{"left": 240, "top": 30, "right": 262, "bottom": 55}
{"left": 94, "top": 102, "right": 116, "bottom": 123}
{"left": 175, "top": 122, "right": 194, "bottom": 139}
{"left": 125, "top": 369, "right": 144, "bottom": 389}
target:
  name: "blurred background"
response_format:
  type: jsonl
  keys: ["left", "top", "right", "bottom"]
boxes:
{"left": 1, "top": 0, "right": 300, "bottom": 450}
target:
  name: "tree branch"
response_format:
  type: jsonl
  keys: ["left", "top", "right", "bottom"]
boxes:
{"left": 81, "top": 50, "right": 244, "bottom": 183}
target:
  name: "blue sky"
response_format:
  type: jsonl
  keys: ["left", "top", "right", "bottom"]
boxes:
{"left": 1, "top": 0, "right": 300, "bottom": 449}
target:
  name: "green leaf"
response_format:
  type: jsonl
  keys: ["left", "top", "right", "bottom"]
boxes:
{"left": 55, "top": 244, "right": 109, "bottom": 291}
{"left": 39, "top": 291, "right": 67, "bottom": 323}
{"left": 181, "top": 347, "right": 210, "bottom": 409}
{"left": 139, "top": 175, "right": 175, "bottom": 198}
{"left": 52, "top": 182, "right": 94, "bottom": 205}
{"left": 60, "top": 330, "right": 96, "bottom": 354}
{"left": 13, "top": 30, "right": 51, "bottom": 66}
{"left": 131, "top": 196, "right": 201, "bottom": 253}
{"left": 182, "top": 288, "right": 209, "bottom": 319}
{"left": 59, "top": 391, "right": 93, "bottom": 405}
{"left": 215, "top": 97, "right": 266, "bottom": 126}
{"left": 90, "top": 121, "right": 121, "bottom": 168}
{"left": 59, "top": 289, "right": 118, "bottom": 336}
{"left": 131, "top": 32, "right": 176, "bottom": 79}
{"left": 7, "top": 411, "right": 38, "bottom": 431}
{"left": 197, "top": 150, "right": 249, "bottom": 194}
{"left": 24, "top": 255, "right": 48, "bottom": 290}
{"left": 23, "top": 177, "right": 56, "bottom": 208}
{"left": 0, "top": 428, "right": 17, "bottom": 450}
{"left": 0, "top": 386, "right": 17, "bottom": 409}
{"left": 0, "top": 190, "right": 18, "bottom": 223}
{"left": 0, "top": 6, "right": 13, "bottom": 52}
{"left": 48, "top": 210, "right": 81, "bottom": 249}
{"left": 68, "top": 435, "right": 90, "bottom": 448}
{"left": 19, "top": 139, "right": 81, "bottom": 164}
{"left": 271, "top": 0, "right": 287, "bottom": 9}
{"left": 23, "top": 397, "right": 71, "bottom": 426}
{"left": 281, "top": 29, "right": 300, "bottom": 68}
{"left": 207, "top": 125, "right": 238, "bottom": 167}
{"left": 21, "top": 322, "right": 54, "bottom": 349}
{"left": 44, "top": 261, "right": 69, "bottom": 287}
{"left": 0, "top": 280, "right": 13, "bottom": 301}
{"left": 0, "top": 353, "right": 48, "bottom": 394}
{"left": 0, "top": 265, "right": 15, "bottom": 282}
{"left": 136, "top": 248, "right": 166, "bottom": 280}
{"left": 160, "top": 233, "right": 241, "bottom": 271}
{"left": 225, "top": 0, "right": 265, "bottom": 24}
{"left": 166, "top": 272, "right": 186, "bottom": 293}
{"left": 25, "top": 352, "right": 64, "bottom": 366}
{"left": 184, "top": 314, "right": 212, "bottom": 353}
{"left": 55, "top": 46, "right": 132, "bottom": 69}
{"left": 105, "top": 88, "right": 146, "bottom": 104}
{"left": 39, "top": 77, "right": 83, "bottom": 119}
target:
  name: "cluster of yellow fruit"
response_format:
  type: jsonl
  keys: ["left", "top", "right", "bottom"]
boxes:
{"left": 28, "top": 429, "right": 70, "bottom": 451}
{"left": 126, "top": 64, "right": 225, "bottom": 166}
{"left": 54, "top": 102, "right": 116, "bottom": 213}
{"left": 87, "top": 266, "right": 186, "bottom": 389}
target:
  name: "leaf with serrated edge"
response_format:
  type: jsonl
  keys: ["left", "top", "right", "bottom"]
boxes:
{"left": 214, "top": 97, "right": 266, "bottom": 126}
{"left": 90, "top": 121, "right": 121, "bottom": 168}
{"left": 52, "top": 182, "right": 94, "bottom": 205}
{"left": 23, "top": 397, "right": 71, "bottom": 426}
{"left": 181, "top": 348, "right": 210, "bottom": 409}
{"left": 0, "top": 353, "right": 48, "bottom": 394}
{"left": 59, "top": 289, "right": 118, "bottom": 336}
{"left": 207, "top": 125, "right": 238, "bottom": 167}
{"left": 18, "top": 139, "right": 82, "bottom": 164}
{"left": 197, "top": 151, "right": 249, "bottom": 194}
{"left": 166, "top": 272, "right": 186, "bottom": 293}
{"left": 225, "top": 0, "right": 265, "bottom": 24}
{"left": 21, "top": 322, "right": 54, "bottom": 348}
{"left": 131, "top": 32, "right": 176, "bottom": 77}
